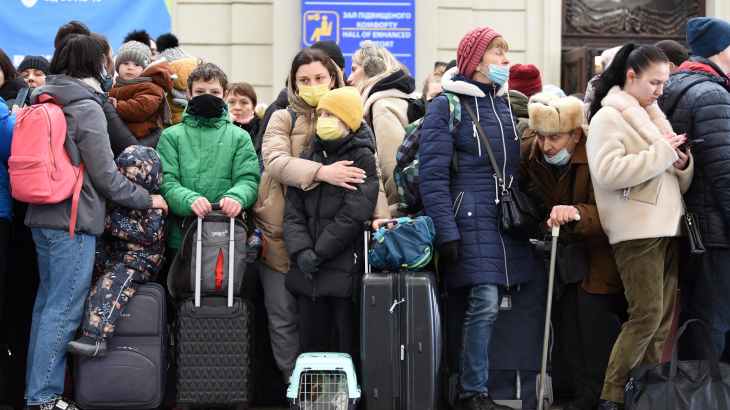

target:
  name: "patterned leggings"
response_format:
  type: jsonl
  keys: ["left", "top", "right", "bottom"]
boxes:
{"left": 83, "top": 257, "right": 156, "bottom": 342}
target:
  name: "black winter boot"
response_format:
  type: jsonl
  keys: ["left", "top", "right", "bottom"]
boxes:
{"left": 66, "top": 336, "right": 107, "bottom": 357}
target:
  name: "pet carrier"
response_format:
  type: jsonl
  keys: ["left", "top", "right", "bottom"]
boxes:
{"left": 287, "top": 353, "right": 361, "bottom": 410}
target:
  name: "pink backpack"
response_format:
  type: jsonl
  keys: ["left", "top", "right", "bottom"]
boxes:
{"left": 9, "top": 95, "right": 86, "bottom": 237}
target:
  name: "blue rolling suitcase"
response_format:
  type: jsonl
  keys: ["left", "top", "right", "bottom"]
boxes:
{"left": 444, "top": 241, "right": 552, "bottom": 410}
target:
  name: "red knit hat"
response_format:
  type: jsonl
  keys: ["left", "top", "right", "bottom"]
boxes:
{"left": 509, "top": 64, "right": 542, "bottom": 97}
{"left": 456, "top": 27, "right": 502, "bottom": 78}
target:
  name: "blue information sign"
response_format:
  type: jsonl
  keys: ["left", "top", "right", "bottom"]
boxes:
{"left": 0, "top": 0, "right": 171, "bottom": 68}
{"left": 301, "top": 0, "right": 415, "bottom": 78}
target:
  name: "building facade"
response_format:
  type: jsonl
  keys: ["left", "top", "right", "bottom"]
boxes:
{"left": 171, "top": 0, "right": 730, "bottom": 104}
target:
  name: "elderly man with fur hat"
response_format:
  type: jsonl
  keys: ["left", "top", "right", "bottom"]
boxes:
{"left": 518, "top": 93, "right": 622, "bottom": 410}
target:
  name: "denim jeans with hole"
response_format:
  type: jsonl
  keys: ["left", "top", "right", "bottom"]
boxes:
{"left": 458, "top": 283, "right": 504, "bottom": 397}
{"left": 25, "top": 228, "right": 95, "bottom": 405}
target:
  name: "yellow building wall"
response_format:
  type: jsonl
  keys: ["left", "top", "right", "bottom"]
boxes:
{"left": 171, "top": 0, "right": 730, "bottom": 104}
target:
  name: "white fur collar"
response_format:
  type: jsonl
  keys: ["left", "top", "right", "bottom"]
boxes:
{"left": 440, "top": 66, "right": 509, "bottom": 98}
{"left": 601, "top": 85, "right": 672, "bottom": 144}
{"left": 363, "top": 88, "right": 419, "bottom": 117}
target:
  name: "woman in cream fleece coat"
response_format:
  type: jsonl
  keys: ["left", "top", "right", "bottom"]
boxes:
{"left": 350, "top": 41, "right": 418, "bottom": 217}
{"left": 586, "top": 44, "right": 693, "bottom": 410}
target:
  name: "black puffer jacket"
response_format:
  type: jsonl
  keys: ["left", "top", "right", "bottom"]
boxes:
{"left": 283, "top": 123, "right": 380, "bottom": 301}
{"left": 659, "top": 56, "right": 730, "bottom": 248}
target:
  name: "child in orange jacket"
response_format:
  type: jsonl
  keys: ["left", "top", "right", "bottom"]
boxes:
{"left": 109, "top": 37, "right": 174, "bottom": 138}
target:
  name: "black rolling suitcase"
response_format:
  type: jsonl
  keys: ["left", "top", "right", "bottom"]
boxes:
{"left": 443, "top": 241, "right": 552, "bottom": 410}
{"left": 74, "top": 282, "right": 167, "bottom": 409}
{"left": 360, "top": 223, "right": 442, "bottom": 410}
{"left": 175, "top": 205, "right": 253, "bottom": 410}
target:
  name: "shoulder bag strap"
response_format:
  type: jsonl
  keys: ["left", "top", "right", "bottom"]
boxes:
{"left": 461, "top": 98, "right": 504, "bottom": 186}
{"left": 568, "top": 166, "right": 578, "bottom": 206}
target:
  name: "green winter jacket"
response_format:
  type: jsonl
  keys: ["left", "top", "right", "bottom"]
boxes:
{"left": 158, "top": 107, "right": 261, "bottom": 249}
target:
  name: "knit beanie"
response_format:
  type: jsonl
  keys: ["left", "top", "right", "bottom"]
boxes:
{"left": 115, "top": 146, "right": 163, "bottom": 193}
{"left": 156, "top": 33, "right": 189, "bottom": 63}
{"left": 509, "top": 64, "right": 542, "bottom": 97}
{"left": 528, "top": 93, "right": 583, "bottom": 134}
{"left": 456, "top": 27, "right": 502, "bottom": 78}
{"left": 686, "top": 17, "right": 730, "bottom": 58}
{"left": 317, "top": 87, "right": 363, "bottom": 132}
{"left": 115, "top": 41, "right": 152, "bottom": 74}
{"left": 654, "top": 40, "right": 689, "bottom": 67}
{"left": 311, "top": 40, "right": 345, "bottom": 69}
{"left": 18, "top": 55, "right": 49, "bottom": 75}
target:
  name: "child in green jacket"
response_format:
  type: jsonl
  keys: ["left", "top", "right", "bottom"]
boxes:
{"left": 157, "top": 62, "right": 261, "bottom": 252}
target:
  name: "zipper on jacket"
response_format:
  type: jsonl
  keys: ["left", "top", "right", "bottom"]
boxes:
{"left": 623, "top": 187, "right": 630, "bottom": 201}
{"left": 312, "top": 150, "right": 329, "bottom": 301}
{"left": 488, "top": 93, "right": 508, "bottom": 183}
{"left": 497, "top": 226, "right": 510, "bottom": 289}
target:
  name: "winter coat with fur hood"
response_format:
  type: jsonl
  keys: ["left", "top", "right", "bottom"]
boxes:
{"left": 420, "top": 67, "right": 533, "bottom": 289}
{"left": 659, "top": 57, "right": 730, "bottom": 248}
{"left": 283, "top": 124, "right": 379, "bottom": 300}
{"left": 109, "top": 59, "right": 174, "bottom": 138}
{"left": 252, "top": 74, "right": 390, "bottom": 274}
{"left": 586, "top": 86, "right": 693, "bottom": 245}
{"left": 362, "top": 69, "right": 418, "bottom": 217}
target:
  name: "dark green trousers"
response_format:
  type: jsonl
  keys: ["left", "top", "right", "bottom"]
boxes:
{"left": 601, "top": 237, "right": 678, "bottom": 403}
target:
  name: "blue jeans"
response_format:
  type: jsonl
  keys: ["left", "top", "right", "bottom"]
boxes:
{"left": 25, "top": 228, "right": 95, "bottom": 405}
{"left": 459, "top": 283, "right": 504, "bottom": 397}
{"left": 679, "top": 248, "right": 730, "bottom": 361}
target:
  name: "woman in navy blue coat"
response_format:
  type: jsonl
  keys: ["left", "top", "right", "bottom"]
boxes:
{"left": 419, "top": 27, "right": 533, "bottom": 410}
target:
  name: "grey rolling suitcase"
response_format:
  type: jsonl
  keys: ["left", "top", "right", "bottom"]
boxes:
{"left": 360, "top": 223, "right": 442, "bottom": 410}
{"left": 74, "top": 283, "right": 167, "bottom": 409}
{"left": 175, "top": 204, "right": 253, "bottom": 409}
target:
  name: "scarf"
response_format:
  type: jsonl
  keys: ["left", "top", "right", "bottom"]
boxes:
{"left": 115, "top": 76, "right": 172, "bottom": 126}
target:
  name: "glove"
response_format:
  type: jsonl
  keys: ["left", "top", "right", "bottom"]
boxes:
{"left": 296, "top": 249, "right": 322, "bottom": 280}
{"left": 437, "top": 240, "right": 460, "bottom": 262}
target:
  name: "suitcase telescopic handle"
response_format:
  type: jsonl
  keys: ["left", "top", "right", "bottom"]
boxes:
{"left": 364, "top": 222, "right": 371, "bottom": 274}
{"left": 194, "top": 203, "right": 237, "bottom": 308}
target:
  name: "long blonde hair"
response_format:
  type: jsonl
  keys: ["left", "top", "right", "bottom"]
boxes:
{"left": 352, "top": 41, "right": 402, "bottom": 98}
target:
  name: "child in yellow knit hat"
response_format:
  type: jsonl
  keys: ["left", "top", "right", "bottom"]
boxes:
{"left": 282, "top": 86, "right": 377, "bottom": 366}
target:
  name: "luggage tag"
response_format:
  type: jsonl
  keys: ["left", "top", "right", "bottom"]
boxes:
{"left": 499, "top": 295, "right": 512, "bottom": 310}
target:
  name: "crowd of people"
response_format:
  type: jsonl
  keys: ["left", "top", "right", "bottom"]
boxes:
{"left": 0, "top": 14, "right": 730, "bottom": 410}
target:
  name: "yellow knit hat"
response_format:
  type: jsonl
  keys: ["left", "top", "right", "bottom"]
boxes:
{"left": 317, "top": 87, "right": 363, "bottom": 132}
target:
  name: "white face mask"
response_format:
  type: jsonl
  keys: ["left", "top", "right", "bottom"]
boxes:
{"left": 543, "top": 133, "right": 577, "bottom": 166}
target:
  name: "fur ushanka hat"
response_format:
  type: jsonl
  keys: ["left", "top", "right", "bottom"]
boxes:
{"left": 528, "top": 93, "right": 583, "bottom": 134}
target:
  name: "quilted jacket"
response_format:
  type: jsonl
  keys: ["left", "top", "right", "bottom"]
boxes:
{"left": 157, "top": 105, "right": 261, "bottom": 249}
{"left": 283, "top": 124, "right": 379, "bottom": 300}
{"left": 419, "top": 67, "right": 533, "bottom": 289}
{"left": 658, "top": 56, "right": 730, "bottom": 248}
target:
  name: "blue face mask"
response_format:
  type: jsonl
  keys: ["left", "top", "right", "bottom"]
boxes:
{"left": 479, "top": 64, "right": 509, "bottom": 86}
{"left": 100, "top": 67, "right": 114, "bottom": 92}
{"left": 543, "top": 135, "right": 576, "bottom": 166}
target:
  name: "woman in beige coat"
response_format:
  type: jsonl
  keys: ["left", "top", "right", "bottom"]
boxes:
{"left": 585, "top": 44, "right": 693, "bottom": 410}
{"left": 349, "top": 41, "right": 418, "bottom": 217}
{"left": 251, "top": 48, "right": 389, "bottom": 382}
